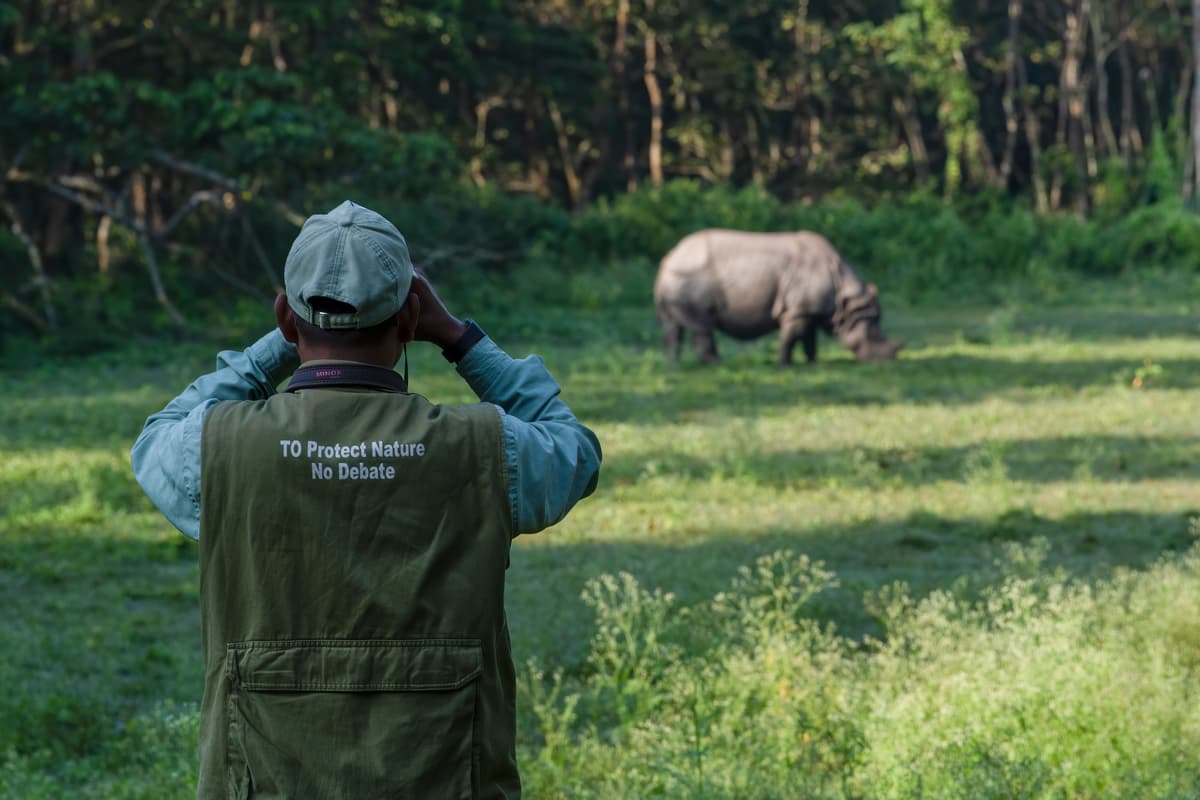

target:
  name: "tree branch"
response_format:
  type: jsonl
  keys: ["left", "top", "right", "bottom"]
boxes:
{"left": 150, "top": 151, "right": 239, "bottom": 191}
{"left": 47, "top": 182, "right": 188, "bottom": 329}
{"left": 0, "top": 196, "right": 58, "bottom": 330}
{"left": 240, "top": 213, "right": 284, "bottom": 294}
{"left": 136, "top": 233, "right": 189, "bottom": 330}
{"left": 2, "top": 291, "right": 51, "bottom": 333}
{"left": 415, "top": 242, "right": 517, "bottom": 270}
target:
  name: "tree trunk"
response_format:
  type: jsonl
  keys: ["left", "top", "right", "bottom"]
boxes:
{"left": 643, "top": 28, "right": 664, "bottom": 188}
{"left": 470, "top": 97, "right": 501, "bottom": 188}
{"left": 614, "top": 0, "right": 637, "bottom": 192}
{"left": 0, "top": 197, "right": 57, "bottom": 330}
{"left": 42, "top": 195, "right": 69, "bottom": 257}
{"left": 130, "top": 172, "right": 187, "bottom": 328}
{"left": 1117, "top": 41, "right": 1142, "bottom": 162}
{"left": 1072, "top": 0, "right": 1093, "bottom": 216}
{"left": 1017, "top": 41, "right": 1049, "bottom": 212}
{"left": 265, "top": 4, "right": 287, "bottom": 72}
{"left": 1089, "top": 3, "right": 1119, "bottom": 159}
{"left": 1051, "top": 0, "right": 1087, "bottom": 212}
{"left": 1191, "top": 0, "right": 1200, "bottom": 200}
{"left": 808, "top": 115, "right": 823, "bottom": 173}
{"left": 239, "top": 214, "right": 284, "bottom": 294}
{"left": 792, "top": 0, "right": 811, "bottom": 174}
{"left": 1175, "top": 53, "right": 1195, "bottom": 192}
{"left": 1081, "top": 96, "right": 1099, "bottom": 182}
{"left": 717, "top": 117, "right": 733, "bottom": 180}
{"left": 547, "top": 98, "right": 582, "bottom": 207}
{"left": 137, "top": 233, "right": 188, "bottom": 330}
{"left": 521, "top": 99, "right": 551, "bottom": 199}
{"left": 746, "top": 113, "right": 763, "bottom": 184}
{"left": 950, "top": 47, "right": 999, "bottom": 191}
{"left": 999, "top": 0, "right": 1023, "bottom": 188}
{"left": 70, "top": 0, "right": 95, "bottom": 74}
{"left": 240, "top": 5, "right": 263, "bottom": 67}
{"left": 97, "top": 214, "right": 111, "bottom": 273}
{"left": 380, "top": 62, "right": 399, "bottom": 132}
{"left": 893, "top": 93, "right": 930, "bottom": 182}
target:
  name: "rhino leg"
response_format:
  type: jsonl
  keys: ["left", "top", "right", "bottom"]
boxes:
{"left": 659, "top": 299, "right": 720, "bottom": 365}
{"left": 690, "top": 327, "right": 719, "bottom": 364}
{"left": 661, "top": 319, "right": 684, "bottom": 364}
{"left": 800, "top": 325, "right": 818, "bottom": 364}
{"left": 778, "top": 316, "right": 818, "bottom": 366}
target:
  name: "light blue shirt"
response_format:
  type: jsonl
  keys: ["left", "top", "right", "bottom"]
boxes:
{"left": 130, "top": 329, "right": 601, "bottom": 539}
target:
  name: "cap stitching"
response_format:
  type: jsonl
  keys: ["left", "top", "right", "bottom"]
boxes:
{"left": 350, "top": 226, "right": 411, "bottom": 324}
{"left": 353, "top": 226, "right": 401, "bottom": 283}
{"left": 285, "top": 229, "right": 322, "bottom": 271}
{"left": 321, "top": 225, "right": 349, "bottom": 306}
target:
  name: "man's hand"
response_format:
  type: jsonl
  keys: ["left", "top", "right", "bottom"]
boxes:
{"left": 410, "top": 272, "right": 468, "bottom": 349}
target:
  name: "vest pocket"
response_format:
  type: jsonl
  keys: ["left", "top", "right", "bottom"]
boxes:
{"left": 225, "top": 639, "right": 483, "bottom": 800}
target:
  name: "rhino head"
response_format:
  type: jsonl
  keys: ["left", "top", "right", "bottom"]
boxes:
{"left": 833, "top": 284, "right": 904, "bottom": 362}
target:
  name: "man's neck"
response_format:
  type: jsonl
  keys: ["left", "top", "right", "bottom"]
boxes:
{"left": 296, "top": 345, "right": 397, "bottom": 368}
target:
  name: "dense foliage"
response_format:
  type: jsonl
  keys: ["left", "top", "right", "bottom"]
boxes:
{"left": 2, "top": 1, "right": 1199, "bottom": 341}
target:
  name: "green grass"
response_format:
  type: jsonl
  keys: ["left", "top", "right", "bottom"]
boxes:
{"left": 2, "top": 274, "right": 1200, "bottom": 798}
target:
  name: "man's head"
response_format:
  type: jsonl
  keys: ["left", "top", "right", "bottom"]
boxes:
{"left": 274, "top": 201, "right": 419, "bottom": 366}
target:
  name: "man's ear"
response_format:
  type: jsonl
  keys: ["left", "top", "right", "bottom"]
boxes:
{"left": 274, "top": 294, "right": 300, "bottom": 344}
{"left": 396, "top": 291, "right": 420, "bottom": 345}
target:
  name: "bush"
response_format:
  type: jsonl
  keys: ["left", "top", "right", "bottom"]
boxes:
{"left": 17, "top": 180, "right": 1200, "bottom": 350}
{"left": 519, "top": 546, "right": 1200, "bottom": 799}
{"left": 0, "top": 702, "right": 199, "bottom": 800}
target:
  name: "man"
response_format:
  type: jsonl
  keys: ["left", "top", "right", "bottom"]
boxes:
{"left": 131, "top": 200, "right": 602, "bottom": 799}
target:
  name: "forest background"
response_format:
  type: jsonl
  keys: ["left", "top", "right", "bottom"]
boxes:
{"left": 3, "top": 0, "right": 1200, "bottom": 345}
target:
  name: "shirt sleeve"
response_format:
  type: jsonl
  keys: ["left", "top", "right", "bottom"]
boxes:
{"left": 455, "top": 337, "right": 601, "bottom": 535}
{"left": 130, "top": 329, "right": 300, "bottom": 540}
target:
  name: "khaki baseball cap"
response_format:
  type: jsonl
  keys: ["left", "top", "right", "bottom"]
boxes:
{"left": 284, "top": 200, "right": 414, "bottom": 330}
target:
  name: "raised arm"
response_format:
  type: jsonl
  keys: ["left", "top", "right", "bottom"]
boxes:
{"left": 458, "top": 339, "right": 601, "bottom": 534}
{"left": 410, "top": 273, "right": 601, "bottom": 535}
{"left": 130, "top": 329, "right": 299, "bottom": 540}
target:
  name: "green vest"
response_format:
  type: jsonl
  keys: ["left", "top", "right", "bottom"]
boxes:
{"left": 198, "top": 384, "right": 517, "bottom": 799}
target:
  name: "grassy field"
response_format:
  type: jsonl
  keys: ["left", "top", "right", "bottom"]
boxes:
{"left": 2, "top": 272, "right": 1199, "bottom": 798}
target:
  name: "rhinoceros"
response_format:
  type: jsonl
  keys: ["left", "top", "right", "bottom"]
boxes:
{"left": 653, "top": 229, "right": 903, "bottom": 365}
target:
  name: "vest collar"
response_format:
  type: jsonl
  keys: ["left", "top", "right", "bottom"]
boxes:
{"left": 286, "top": 360, "right": 407, "bottom": 393}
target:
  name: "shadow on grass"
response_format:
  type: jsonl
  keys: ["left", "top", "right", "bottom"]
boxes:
{"left": 0, "top": 525, "right": 200, "bottom": 762}
{"left": 568, "top": 353, "right": 1200, "bottom": 422}
{"left": 8, "top": 351, "right": 1193, "bottom": 453}
{"left": 602, "top": 434, "right": 1200, "bottom": 488}
{"left": 4, "top": 327, "right": 1199, "bottom": 450}
{"left": 508, "top": 507, "right": 1200, "bottom": 667}
{"left": 880, "top": 305, "right": 1200, "bottom": 344}
{"left": 4, "top": 505, "right": 1194, "bottom": 760}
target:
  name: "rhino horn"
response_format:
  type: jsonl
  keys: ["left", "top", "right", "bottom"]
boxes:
{"left": 855, "top": 339, "right": 904, "bottom": 362}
